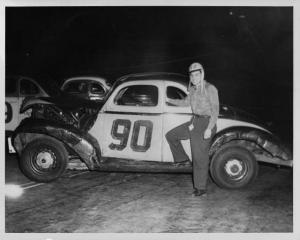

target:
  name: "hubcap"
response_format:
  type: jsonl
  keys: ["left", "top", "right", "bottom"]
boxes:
{"left": 224, "top": 159, "right": 246, "bottom": 180}
{"left": 36, "top": 151, "right": 55, "bottom": 169}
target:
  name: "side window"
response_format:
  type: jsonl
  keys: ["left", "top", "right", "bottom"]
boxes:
{"left": 20, "top": 79, "right": 40, "bottom": 95}
{"left": 63, "top": 81, "right": 88, "bottom": 94}
{"left": 115, "top": 85, "right": 158, "bottom": 107}
{"left": 166, "top": 86, "right": 187, "bottom": 100}
{"left": 90, "top": 82, "right": 105, "bottom": 94}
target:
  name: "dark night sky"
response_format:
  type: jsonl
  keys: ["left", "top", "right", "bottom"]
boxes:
{"left": 5, "top": 6, "right": 293, "bottom": 144}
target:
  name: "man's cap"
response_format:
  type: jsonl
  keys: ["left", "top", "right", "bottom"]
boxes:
{"left": 189, "top": 62, "right": 204, "bottom": 73}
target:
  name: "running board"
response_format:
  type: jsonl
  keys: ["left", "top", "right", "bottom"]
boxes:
{"left": 68, "top": 157, "right": 193, "bottom": 172}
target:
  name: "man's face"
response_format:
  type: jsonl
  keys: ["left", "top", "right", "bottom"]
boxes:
{"left": 190, "top": 70, "right": 203, "bottom": 86}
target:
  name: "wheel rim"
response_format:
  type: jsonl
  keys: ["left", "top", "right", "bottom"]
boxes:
{"left": 223, "top": 158, "right": 247, "bottom": 181}
{"left": 33, "top": 149, "right": 57, "bottom": 172}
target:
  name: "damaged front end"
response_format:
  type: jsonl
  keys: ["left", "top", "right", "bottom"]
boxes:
{"left": 13, "top": 118, "right": 102, "bottom": 170}
{"left": 21, "top": 95, "right": 103, "bottom": 131}
{"left": 13, "top": 95, "right": 104, "bottom": 169}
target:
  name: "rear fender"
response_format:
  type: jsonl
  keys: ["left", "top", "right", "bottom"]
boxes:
{"left": 13, "top": 118, "right": 101, "bottom": 170}
{"left": 210, "top": 126, "right": 292, "bottom": 162}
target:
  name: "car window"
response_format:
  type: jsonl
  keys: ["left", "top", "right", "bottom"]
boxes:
{"left": 5, "top": 77, "right": 17, "bottom": 95}
{"left": 90, "top": 82, "right": 105, "bottom": 94}
{"left": 166, "top": 86, "right": 187, "bottom": 100}
{"left": 115, "top": 85, "right": 158, "bottom": 107}
{"left": 63, "top": 81, "right": 88, "bottom": 94}
{"left": 20, "top": 79, "right": 40, "bottom": 95}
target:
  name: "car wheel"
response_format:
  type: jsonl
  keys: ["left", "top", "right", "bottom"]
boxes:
{"left": 20, "top": 137, "right": 68, "bottom": 182}
{"left": 210, "top": 145, "right": 258, "bottom": 189}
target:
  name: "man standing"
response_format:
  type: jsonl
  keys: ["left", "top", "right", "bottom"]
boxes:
{"left": 166, "top": 62, "right": 219, "bottom": 197}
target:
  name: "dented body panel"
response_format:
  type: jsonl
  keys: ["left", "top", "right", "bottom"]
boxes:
{"left": 13, "top": 118, "right": 101, "bottom": 170}
{"left": 209, "top": 126, "right": 292, "bottom": 164}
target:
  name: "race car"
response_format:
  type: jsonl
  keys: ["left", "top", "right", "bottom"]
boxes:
{"left": 5, "top": 75, "right": 49, "bottom": 133}
{"left": 12, "top": 72, "right": 292, "bottom": 189}
{"left": 60, "top": 76, "right": 111, "bottom": 102}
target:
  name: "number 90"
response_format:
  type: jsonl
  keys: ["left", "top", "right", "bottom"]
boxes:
{"left": 109, "top": 119, "right": 153, "bottom": 152}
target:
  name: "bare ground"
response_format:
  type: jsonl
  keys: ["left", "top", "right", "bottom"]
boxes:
{"left": 5, "top": 155, "right": 292, "bottom": 233}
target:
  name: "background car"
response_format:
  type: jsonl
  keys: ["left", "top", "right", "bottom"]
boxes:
{"left": 5, "top": 75, "right": 49, "bottom": 133}
{"left": 13, "top": 72, "right": 292, "bottom": 189}
{"left": 60, "top": 76, "right": 111, "bottom": 102}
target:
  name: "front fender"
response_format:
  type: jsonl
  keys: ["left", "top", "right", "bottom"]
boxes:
{"left": 20, "top": 97, "right": 53, "bottom": 113}
{"left": 210, "top": 126, "right": 292, "bottom": 161}
{"left": 13, "top": 118, "right": 102, "bottom": 170}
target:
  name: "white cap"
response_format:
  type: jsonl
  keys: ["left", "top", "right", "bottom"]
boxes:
{"left": 189, "top": 62, "right": 204, "bottom": 73}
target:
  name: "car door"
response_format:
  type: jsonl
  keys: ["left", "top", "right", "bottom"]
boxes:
{"left": 89, "top": 81, "right": 164, "bottom": 162}
{"left": 162, "top": 81, "right": 193, "bottom": 162}
{"left": 5, "top": 77, "right": 19, "bottom": 132}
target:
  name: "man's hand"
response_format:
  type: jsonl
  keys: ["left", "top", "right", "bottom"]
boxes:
{"left": 188, "top": 123, "right": 194, "bottom": 131}
{"left": 204, "top": 128, "right": 212, "bottom": 139}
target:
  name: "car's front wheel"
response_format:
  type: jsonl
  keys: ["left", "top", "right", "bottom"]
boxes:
{"left": 210, "top": 145, "right": 258, "bottom": 189}
{"left": 20, "top": 137, "right": 68, "bottom": 182}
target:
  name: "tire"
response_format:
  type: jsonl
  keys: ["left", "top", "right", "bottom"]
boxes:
{"left": 19, "top": 137, "right": 68, "bottom": 182}
{"left": 210, "top": 145, "right": 258, "bottom": 189}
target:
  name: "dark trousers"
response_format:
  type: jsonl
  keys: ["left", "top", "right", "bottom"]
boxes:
{"left": 166, "top": 116, "right": 216, "bottom": 190}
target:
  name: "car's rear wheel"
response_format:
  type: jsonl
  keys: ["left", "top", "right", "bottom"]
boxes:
{"left": 20, "top": 137, "right": 68, "bottom": 182}
{"left": 210, "top": 145, "right": 258, "bottom": 189}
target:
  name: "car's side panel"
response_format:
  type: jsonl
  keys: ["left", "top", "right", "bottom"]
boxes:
{"left": 91, "top": 112, "right": 163, "bottom": 161}
{"left": 89, "top": 80, "right": 165, "bottom": 162}
{"left": 5, "top": 97, "right": 24, "bottom": 131}
{"left": 5, "top": 77, "right": 47, "bottom": 132}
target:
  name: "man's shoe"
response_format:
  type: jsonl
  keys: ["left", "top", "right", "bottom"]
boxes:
{"left": 175, "top": 160, "right": 191, "bottom": 167}
{"left": 192, "top": 189, "right": 207, "bottom": 197}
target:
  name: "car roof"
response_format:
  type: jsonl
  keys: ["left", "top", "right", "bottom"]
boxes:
{"left": 62, "top": 76, "right": 110, "bottom": 87}
{"left": 7, "top": 75, "right": 37, "bottom": 82}
{"left": 114, "top": 72, "right": 189, "bottom": 87}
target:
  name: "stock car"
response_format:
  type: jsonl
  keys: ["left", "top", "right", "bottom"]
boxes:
{"left": 60, "top": 76, "right": 111, "bottom": 102}
{"left": 12, "top": 73, "right": 292, "bottom": 189}
{"left": 5, "top": 75, "right": 49, "bottom": 133}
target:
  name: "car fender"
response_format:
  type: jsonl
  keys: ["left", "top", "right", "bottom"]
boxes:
{"left": 210, "top": 126, "right": 292, "bottom": 162}
{"left": 12, "top": 118, "right": 102, "bottom": 170}
{"left": 20, "top": 97, "right": 54, "bottom": 113}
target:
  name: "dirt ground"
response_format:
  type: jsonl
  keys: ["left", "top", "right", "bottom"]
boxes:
{"left": 5, "top": 154, "right": 293, "bottom": 233}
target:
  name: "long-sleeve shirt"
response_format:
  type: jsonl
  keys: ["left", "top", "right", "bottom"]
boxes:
{"left": 168, "top": 81, "right": 219, "bottom": 130}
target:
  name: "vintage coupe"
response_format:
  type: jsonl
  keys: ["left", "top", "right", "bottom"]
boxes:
{"left": 12, "top": 73, "right": 292, "bottom": 188}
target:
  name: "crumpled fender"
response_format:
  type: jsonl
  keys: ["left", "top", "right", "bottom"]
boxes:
{"left": 210, "top": 126, "right": 292, "bottom": 161}
{"left": 20, "top": 97, "right": 54, "bottom": 113}
{"left": 12, "top": 118, "right": 102, "bottom": 170}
